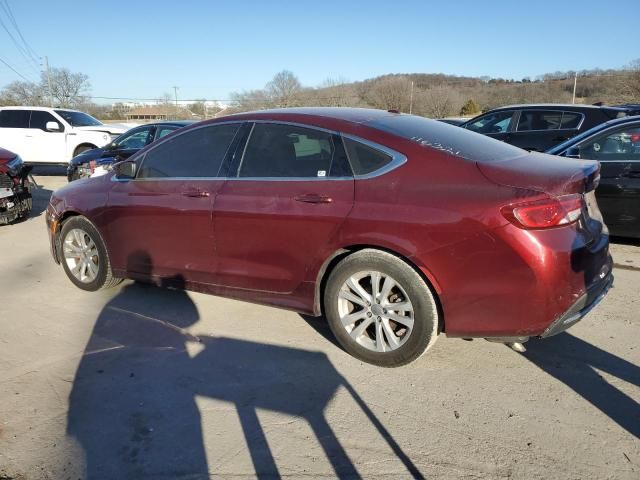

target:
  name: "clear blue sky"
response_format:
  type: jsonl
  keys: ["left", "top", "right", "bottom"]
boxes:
{"left": 1, "top": 0, "right": 638, "bottom": 103}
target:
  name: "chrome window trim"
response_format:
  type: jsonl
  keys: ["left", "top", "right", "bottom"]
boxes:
{"left": 341, "top": 133, "right": 407, "bottom": 179}
{"left": 231, "top": 120, "right": 406, "bottom": 181}
{"left": 226, "top": 176, "right": 353, "bottom": 182}
{"left": 134, "top": 121, "right": 244, "bottom": 180}
{"left": 515, "top": 110, "right": 585, "bottom": 133}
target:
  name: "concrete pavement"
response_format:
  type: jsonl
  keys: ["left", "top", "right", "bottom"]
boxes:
{"left": 0, "top": 175, "right": 638, "bottom": 479}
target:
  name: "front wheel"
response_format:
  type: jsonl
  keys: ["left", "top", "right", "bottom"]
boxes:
{"left": 324, "top": 249, "right": 439, "bottom": 367}
{"left": 59, "top": 216, "right": 122, "bottom": 291}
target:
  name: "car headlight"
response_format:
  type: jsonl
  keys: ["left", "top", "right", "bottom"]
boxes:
{"left": 7, "top": 155, "right": 23, "bottom": 175}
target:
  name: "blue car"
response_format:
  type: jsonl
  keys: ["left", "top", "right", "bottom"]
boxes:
{"left": 67, "top": 120, "right": 194, "bottom": 181}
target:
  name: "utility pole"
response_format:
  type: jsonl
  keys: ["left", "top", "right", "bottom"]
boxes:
{"left": 172, "top": 86, "right": 179, "bottom": 119}
{"left": 572, "top": 73, "right": 577, "bottom": 104}
{"left": 44, "top": 56, "right": 53, "bottom": 107}
{"left": 409, "top": 81, "right": 414, "bottom": 115}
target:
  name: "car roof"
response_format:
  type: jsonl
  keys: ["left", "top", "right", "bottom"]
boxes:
{"left": 150, "top": 120, "right": 195, "bottom": 126}
{"left": 0, "top": 106, "right": 81, "bottom": 112}
{"left": 227, "top": 107, "right": 402, "bottom": 125}
{"left": 486, "top": 103, "right": 628, "bottom": 112}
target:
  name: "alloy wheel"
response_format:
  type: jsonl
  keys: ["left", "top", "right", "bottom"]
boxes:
{"left": 63, "top": 228, "right": 100, "bottom": 283}
{"left": 337, "top": 271, "right": 415, "bottom": 352}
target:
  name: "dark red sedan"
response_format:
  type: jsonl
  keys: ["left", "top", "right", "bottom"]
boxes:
{"left": 46, "top": 108, "right": 613, "bottom": 366}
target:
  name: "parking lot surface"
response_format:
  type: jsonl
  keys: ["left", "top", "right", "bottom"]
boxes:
{"left": 1, "top": 173, "right": 638, "bottom": 479}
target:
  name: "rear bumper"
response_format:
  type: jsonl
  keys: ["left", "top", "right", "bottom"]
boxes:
{"left": 540, "top": 256, "right": 613, "bottom": 338}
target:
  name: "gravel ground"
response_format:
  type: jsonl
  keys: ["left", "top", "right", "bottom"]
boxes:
{"left": 0, "top": 174, "right": 638, "bottom": 480}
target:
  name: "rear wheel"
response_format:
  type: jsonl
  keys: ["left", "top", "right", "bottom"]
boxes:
{"left": 60, "top": 216, "right": 122, "bottom": 291}
{"left": 324, "top": 249, "right": 439, "bottom": 367}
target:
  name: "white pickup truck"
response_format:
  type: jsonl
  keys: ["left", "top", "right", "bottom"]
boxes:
{"left": 0, "top": 106, "right": 131, "bottom": 165}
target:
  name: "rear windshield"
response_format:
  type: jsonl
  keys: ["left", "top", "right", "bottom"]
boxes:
{"left": 368, "top": 114, "right": 525, "bottom": 163}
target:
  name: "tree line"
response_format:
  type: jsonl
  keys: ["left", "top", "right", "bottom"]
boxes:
{"left": 228, "top": 60, "right": 640, "bottom": 117}
{"left": 1, "top": 60, "right": 638, "bottom": 120}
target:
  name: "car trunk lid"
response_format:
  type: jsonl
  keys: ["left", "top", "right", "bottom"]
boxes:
{"left": 476, "top": 151, "right": 600, "bottom": 196}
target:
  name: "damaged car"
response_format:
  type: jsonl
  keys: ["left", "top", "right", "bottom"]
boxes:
{"left": 0, "top": 147, "right": 32, "bottom": 225}
{"left": 46, "top": 108, "right": 613, "bottom": 367}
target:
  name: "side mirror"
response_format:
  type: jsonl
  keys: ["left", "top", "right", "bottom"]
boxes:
{"left": 46, "top": 121, "right": 61, "bottom": 132}
{"left": 114, "top": 160, "right": 136, "bottom": 179}
{"left": 565, "top": 146, "right": 581, "bottom": 159}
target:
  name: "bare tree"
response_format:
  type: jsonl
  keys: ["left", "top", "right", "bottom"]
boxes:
{"left": 45, "top": 68, "right": 91, "bottom": 108}
{"left": 366, "top": 76, "right": 412, "bottom": 111}
{"left": 416, "top": 86, "right": 462, "bottom": 118}
{"left": 0, "top": 80, "right": 46, "bottom": 106}
{"left": 619, "top": 59, "right": 640, "bottom": 102}
{"left": 266, "top": 70, "right": 302, "bottom": 107}
{"left": 230, "top": 89, "right": 273, "bottom": 112}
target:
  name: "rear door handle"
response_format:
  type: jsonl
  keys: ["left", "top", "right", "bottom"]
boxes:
{"left": 294, "top": 193, "right": 332, "bottom": 204}
{"left": 181, "top": 188, "right": 210, "bottom": 198}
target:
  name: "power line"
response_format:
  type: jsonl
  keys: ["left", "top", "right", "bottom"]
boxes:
{"left": 0, "top": 0, "right": 40, "bottom": 77}
{"left": 0, "top": 54, "right": 33, "bottom": 82}
{"left": 0, "top": 0, "right": 39, "bottom": 67}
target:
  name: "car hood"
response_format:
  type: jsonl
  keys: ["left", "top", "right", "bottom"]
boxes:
{"left": 69, "top": 147, "right": 106, "bottom": 166}
{"left": 74, "top": 124, "right": 129, "bottom": 135}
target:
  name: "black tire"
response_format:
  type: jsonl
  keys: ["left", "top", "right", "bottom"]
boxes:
{"left": 324, "top": 249, "right": 439, "bottom": 367}
{"left": 59, "top": 216, "right": 122, "bottom": 291}
{"left": 68, "top": 170, "right": 80, "bottom": 182}
{"left": 73, "top": 144, "right": 95, "bottom": 157}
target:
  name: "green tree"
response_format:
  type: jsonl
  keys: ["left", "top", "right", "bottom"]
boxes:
{"left": 460, "top": 99, "right": 480, "bottom": 116}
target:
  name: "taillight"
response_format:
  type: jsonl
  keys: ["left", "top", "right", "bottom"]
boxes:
{"left": 501, "top": 194, "right": 584, "bottom": 229}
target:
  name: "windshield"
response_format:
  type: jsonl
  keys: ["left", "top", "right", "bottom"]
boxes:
{"left": 369, "top": 114, "right": 524, "bottom": 163}
{"left": 546, "top": 119, "right": 621, "bottom": 154}
{"left": 55, "top": 110, "right": 103, "bottom": 127}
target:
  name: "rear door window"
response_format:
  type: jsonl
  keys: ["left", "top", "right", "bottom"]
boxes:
{"left": 138, "top": 124, "right": 239, "bottom": 178}
{"left": 115, "top": 127, "right": 153, "bottom": 150}
{"left": 559, "top": 112, "right": 582, "bottom": 129}
{"left": 516, "top": 110, "right": 563, "bottom": 131}
{"left": 238, "top": 123, "right": 342, "bottom": 178}
{"left": 155, "top": 126, "right": 178, "bottom": 140}
{"left": 0, "top": 110, "right": 30, "bottom": 128}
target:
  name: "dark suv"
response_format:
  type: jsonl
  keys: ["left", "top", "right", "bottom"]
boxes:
{"left": 461, "top": 104, "right": 631, "bottom": 151}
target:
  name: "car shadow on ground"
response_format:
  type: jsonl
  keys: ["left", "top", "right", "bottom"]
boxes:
{"left": 30, "top": 183, "right": 53, "bottom": 218}
{"left": 521, "top": 333, "right": 640, "bottom": 438}
{"left": 66, "top": 252, "right": 424, "bottom": 479}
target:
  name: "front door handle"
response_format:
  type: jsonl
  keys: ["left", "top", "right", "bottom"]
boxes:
{"left": 294, "top": 193, "right": 333, "bottom": 204}
{"left": 181, "top": 188, "right": 210, "bottom": 198}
